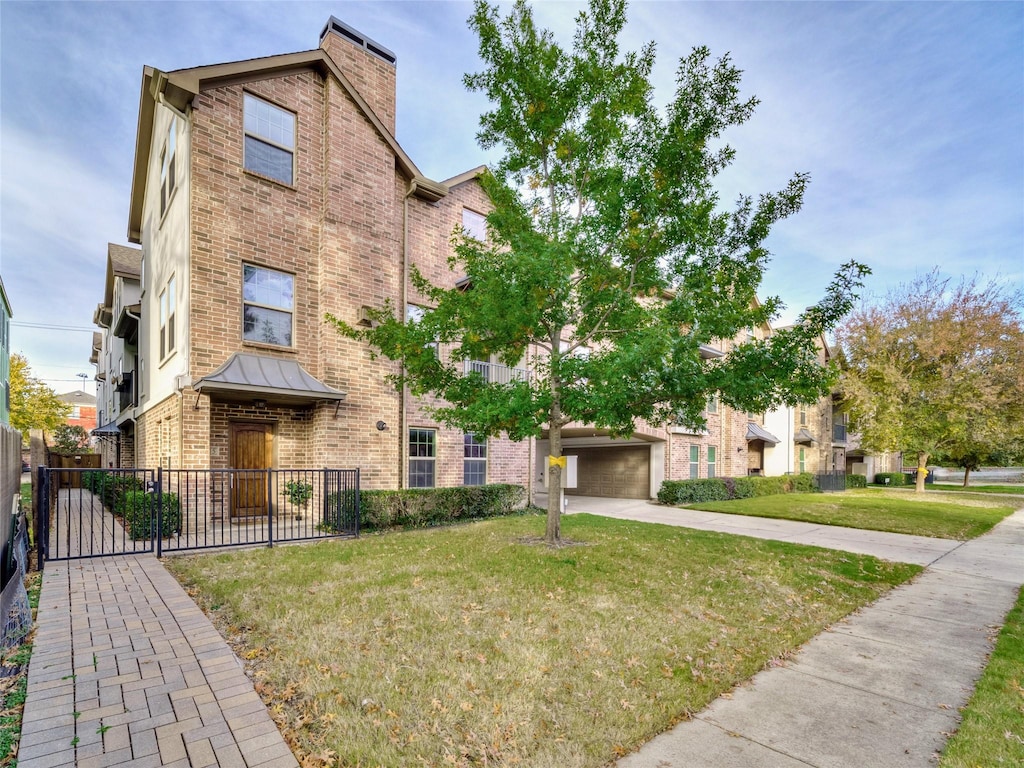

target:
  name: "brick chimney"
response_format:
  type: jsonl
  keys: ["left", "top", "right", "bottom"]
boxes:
{"left": 319, "top": 17, "right": 397, "bottom": 135}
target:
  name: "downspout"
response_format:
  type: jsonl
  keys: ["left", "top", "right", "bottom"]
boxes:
{"left": 400, "top": 186, "right": 413, "bottom": 488}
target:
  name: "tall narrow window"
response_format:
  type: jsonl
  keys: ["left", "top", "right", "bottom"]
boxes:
{"left": 243, "top": 265, "right": 293, "bottom": 346}
{"left": 799, "top": 404, "right": 807, "bottom": 426}
{"left": 707, "top": 446, "right": 717, "bottom": 478}
{"left": 462, "top": 208, "right": 487, "bottom": 240}
{"left": 464, "top": 433, "right": 487, "bottom": 486}
{"left": 409, "top": 429, "right": 436, "bottom": 488}
{"left": 799, "top": 447, "right": 806, "bottom": 473}
{"left": 243, "top": 93, "right": 295, "bottom": 185}
{"left": 705, "top": 394, "right": 718, "bottom": 414}
{"left": 160, "top": 117, "right": 177, "bottom": 216}
{"left": 689, "top": 445, "right": 700, "bottom": 480}
{"left": 159, "top": 276, "right": 176, "bottom": 360}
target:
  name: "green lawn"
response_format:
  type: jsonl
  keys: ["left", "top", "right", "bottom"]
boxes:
{"left": 168, "top": 513, "right": 920, "bottom": 768}
{"left": 685, "top": 490, "right": 1015, "bottom": 540}
{"left": 927, "top": 483, "right": 1024, "bottom": 496}
{"left": 940, "top": 585, "right": 1024, "bottom": 767}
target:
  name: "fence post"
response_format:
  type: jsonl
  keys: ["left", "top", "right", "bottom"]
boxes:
{"left": 266, "top": 470, "right": 273, "bottom": 549}
{"left": 354, "top": 468, "right": 360, "bottom": 537}
{"left": 156, "top": 467, "right": 163, "bottom": 558}
{"left": 36, "top": 466, "right": 46, "bottom": 571}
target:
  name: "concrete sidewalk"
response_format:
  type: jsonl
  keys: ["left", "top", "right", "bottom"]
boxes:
{"left": 560, "top": 497, "right": 1024, "bottom": 767}
{"left": 19, "top": 555, "right": 297, "bottom": 768}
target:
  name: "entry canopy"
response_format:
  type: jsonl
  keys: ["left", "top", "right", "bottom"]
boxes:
{"left": 92, "top": 420, "right": 121, "bottom": 437}
{"left": 745, "top": 421, "right": 781, "bottom": 446}
{"left": 194, "top": 353, "right": 346, "bottom": 405}
{"left": 794, "top": 428, "right": 818, "bottom": 445}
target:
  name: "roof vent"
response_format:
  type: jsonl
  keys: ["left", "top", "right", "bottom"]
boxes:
{"left": 319, "top": 16, "right": 397, "bottom": 66}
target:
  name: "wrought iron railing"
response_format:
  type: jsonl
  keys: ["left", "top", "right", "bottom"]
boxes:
{"left": 38, "top": 467, "right": 359, "bottom": 562}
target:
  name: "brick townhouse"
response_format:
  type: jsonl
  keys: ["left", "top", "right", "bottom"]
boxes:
{"left": 93, "top": 16, "right": 841, "bottom": 505}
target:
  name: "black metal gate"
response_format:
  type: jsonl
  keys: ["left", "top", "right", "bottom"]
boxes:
{"left": 37, "top": 466, "right": 359, "bottom": 565}
{"left": 816, "top": 471, "right": 847, "bottom": 493}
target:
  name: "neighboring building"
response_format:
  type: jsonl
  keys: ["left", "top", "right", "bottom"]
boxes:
{"left": 94, "top": 16, "right": 846, "bottom": 502}
{"left": 0, "top": 276, "right": 11, "bottom": 425}
{"left": 57, "top": 391, "right": 98, "bottom": 435}
{"left": 91, "top": 243, "right": 143, "bottom": 466}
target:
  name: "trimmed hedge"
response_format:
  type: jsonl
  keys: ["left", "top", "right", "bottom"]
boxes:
{"left": 658, "top": 473, "right": 819, "bottom": 505}
{"left": 82, "top": 471, "right": 146, "bottom": 516}
{"left": 846, "top": 474, "right": 868, "bottom": 488}
{"left": 357, "top": 484, "right": 527, "bottom": 531}
{"left": 119, "top": 491, "right": 181, "bottom": 540}
{"left": 874, "top": 472, "right": 906, "bottom": 487}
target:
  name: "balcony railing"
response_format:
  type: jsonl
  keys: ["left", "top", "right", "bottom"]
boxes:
{"left": 464, "top": 359, "right": 530, "bottom": 384}
{"left": 833, "top": 424, "right": 848, "bottom": 442}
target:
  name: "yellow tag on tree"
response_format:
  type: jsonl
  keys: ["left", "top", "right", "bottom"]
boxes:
{"left": 548, "top": 455, "right": 567, "bottom": 469}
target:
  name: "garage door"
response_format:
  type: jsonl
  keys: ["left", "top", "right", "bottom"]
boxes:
{"left": 566, "top": 446, "right": 650, "bottom": 499}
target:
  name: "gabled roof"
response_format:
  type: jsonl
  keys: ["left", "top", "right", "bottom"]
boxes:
{"left": 103, "top": 243, "right": 142, "bottom": 308}
{"left": 193, "top": 352, "right": 346, "bottom": 405}
{"left": 128, "top": 49, "right": 449, "bottom": 242}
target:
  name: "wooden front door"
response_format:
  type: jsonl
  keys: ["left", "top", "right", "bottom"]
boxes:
{"left": 230, "top": 423, "right": 272, "bottom": 518}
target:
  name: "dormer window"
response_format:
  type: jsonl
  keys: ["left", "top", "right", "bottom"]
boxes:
{"left": 244, "top": 93, "right": 295, "bottom": 185}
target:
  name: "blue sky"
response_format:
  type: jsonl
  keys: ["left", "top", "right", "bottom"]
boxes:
{"left": 2, "top": 0, "right": 1021, "bottom": 396}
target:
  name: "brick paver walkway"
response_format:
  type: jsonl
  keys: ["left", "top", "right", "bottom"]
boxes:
{"left": 19, "top": 555, "right": 297, "bottom": 768}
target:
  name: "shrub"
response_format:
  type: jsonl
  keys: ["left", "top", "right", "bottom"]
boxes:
{"left": 874, "top": 472, "right": 906, "bottom": 487}
{"left": 329, "top": 484, "right": 527, "bottom": 533}
{"left": 846, "top": 474, "right": 867, "bottom": 488}
{"left": 656, "top": 479, "right": 730, "bottom": 504}
{"left": 119, "top": 491, "right": 181, "bottom": 540}
{"left": 84, "top": 472, "right": 146, "bottom": 515}
{"left": 659, "top": 472, "right": 823, "bottom": 505}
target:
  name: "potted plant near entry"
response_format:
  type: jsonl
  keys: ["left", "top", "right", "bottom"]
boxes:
{"left": 282, "top": 479, "right": 314, "bottom": 520}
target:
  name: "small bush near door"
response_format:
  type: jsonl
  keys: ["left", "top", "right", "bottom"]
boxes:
{"left": 119, "top": 491, "right": 181, "bottom": 539}
{"left": 846, "top": 474, "right": 868, "bottom": 488}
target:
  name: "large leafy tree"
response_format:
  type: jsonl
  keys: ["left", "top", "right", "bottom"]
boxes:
{"left": 332, "top": 0, "right": 866, "bottom": 542}
{"left": 9, "top": 353, "right": 71, "bottom": 443}
{"left": 835, "top": 271, "right": 1024, "bottom": 492}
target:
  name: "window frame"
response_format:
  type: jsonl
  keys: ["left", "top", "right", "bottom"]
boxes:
{"left": 408, "top": 428, "right": 436, "bottom": 488}
{"left": 707, "top": 446, "right": 717, "bottom": 478}
{"left": 243, "top": 92, "right": 296, "bottom": 186}
{"left": 158, "top": 275, "right": 176, "bottom": 362}
{"left": 159, "top": 117, "right": 177, "bottom": 218}
{"left": 462, "top": 208, "right": 487, "bottom": 241}
{"left": 242, "top": 264, "right": 294, "bottom": 348}
{"left": 799, "top": 446, "right": 806, "bottom": 473}
{"left": 689, "top": 444, "right": 700, "bottom": 480}
{"left": 463, "top": 433, "right": 487, "bottom": 486}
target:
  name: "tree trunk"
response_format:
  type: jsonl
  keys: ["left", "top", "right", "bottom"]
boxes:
{"left": 546, "top": 422, "right": 563, "bottom": 544}
{"left": 545, "top": 362, "right": 564, "bottom": 545}
{"left": 962, "top": 466, "right": 971, "bottom": 488}
{"left": 915, "top": 451, "right": 929, "bottom": 493}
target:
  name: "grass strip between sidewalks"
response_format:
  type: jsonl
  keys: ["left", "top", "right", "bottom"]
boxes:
{"left": 940, "top": 584, "right": 1024, "bottom": 767}
{"left": 926, "top": 483, "right": 1024, "bottom": 496}
{"left": 167, "top": 512, "right": 920, "bottom": 768}
{"left": 684, "top": 490, "right": 1015, "bottom": 540}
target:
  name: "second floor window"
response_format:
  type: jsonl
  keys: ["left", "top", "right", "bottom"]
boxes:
{"left": 462, "top": 208, "right": 487, "bottom": 241}
{"left": 243, "top": 265, "right": 293, "bottom": 347}
{"left": 244, "top": 93, "right": 295, "bottom": 185}
{"left": 160, "top": 117, "right": 177, "bottom": 216}
{"left": 159, "top": 276, "right": 176, "bottom": 360}
{"left": 799, "top": 404, "right": 807, "bottom": 426}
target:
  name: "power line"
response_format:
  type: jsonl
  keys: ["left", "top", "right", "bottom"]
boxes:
{"left": 12, "top": 322, "right": 95, "bottom": 332}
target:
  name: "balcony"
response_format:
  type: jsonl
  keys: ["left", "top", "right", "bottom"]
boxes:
{"left": 833, "top": 424, "right": 848, "bottom": 443}
{"left": 463, "top": 359, "right": 530, "bottom": 385}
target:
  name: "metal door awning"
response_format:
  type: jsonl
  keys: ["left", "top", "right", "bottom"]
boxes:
{"left": 193, "top": 353, "right": 346, "bottom": 407}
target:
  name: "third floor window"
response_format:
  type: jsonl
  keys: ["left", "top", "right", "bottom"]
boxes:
{"left": 244, "top": 93, "right": 295, "bottom": 185}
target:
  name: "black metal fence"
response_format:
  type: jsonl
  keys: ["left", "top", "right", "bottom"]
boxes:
{"left": 38, "top": 467, "right": 359, "bottom": 563}
{"left": 816, "top": 471, "right": 847, "bottom": 493}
